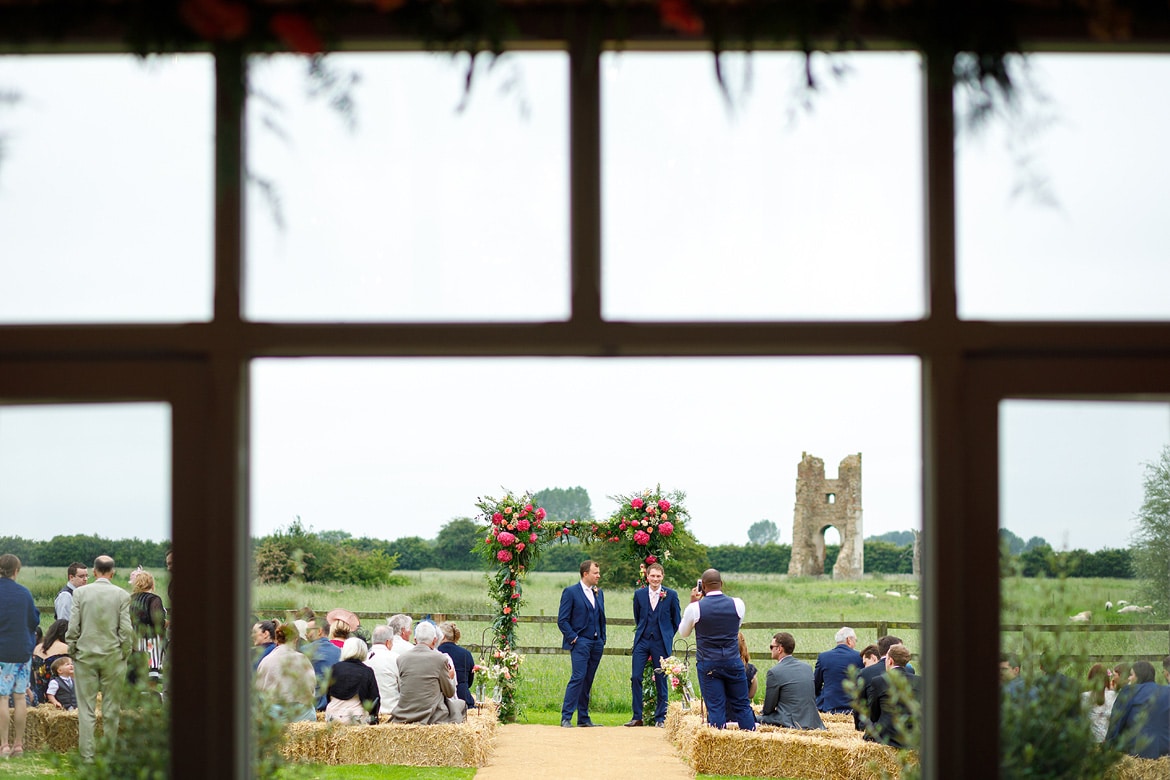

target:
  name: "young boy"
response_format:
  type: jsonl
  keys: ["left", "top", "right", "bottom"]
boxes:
{"left": 46, "top": 656, "right": 77, "bottom": 711}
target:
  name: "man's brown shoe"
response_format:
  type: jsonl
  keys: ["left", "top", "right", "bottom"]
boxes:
{"left": 623, "top": 719, "right": 644, "bottom": 727}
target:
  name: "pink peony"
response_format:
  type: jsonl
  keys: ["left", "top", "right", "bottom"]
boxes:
{"left": 497, "top": 531, "right": 517, "bottom": 547}
{"left": 516, "top": 542, "right": 526, "bottom": 552}
{"left": 645, "top": 555, "right": 658, "bottom": 564}
{"left": 524, "top": 503, "right": 533, "bottom": 512}
{"left": 658, "top": 521, "right": 674, "bottom": 536}
{"left": 658, "top": 499, "right": 671, "bottom": 512}
{"left": 496, "top": 550, "right": 513, "bottom": 563}
{"left": 619, "top": 522, "right": 627, "bottom": 531}
{"left": 517, "top": 518, "right": 531, "bottom": 531}
{"left": 511, "top": 593, "right": 520, "bottom": 599}
{"left": 630, "top": 498, "right": 644, "bottom": 509}
{"left": 529, "top": 533, "right": 538, "bottom": 543}
{"left": 634, "top": 530, "right": 651, "bottom": 546}
{"left": 492, "top": 512, "right": 504, "bottom": 524}
{"left": 535, "top": 507, "right": 546, "bottom": 520}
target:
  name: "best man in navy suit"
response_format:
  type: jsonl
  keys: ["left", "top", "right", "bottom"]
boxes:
{"left": 814, "top": 626, "right": 863, "bottom": 714}
{"left": 625, "top": 562, "right": 681, "bottom": 727}
{"left": 557, "top": 559, "right": 606, "bottom": 727}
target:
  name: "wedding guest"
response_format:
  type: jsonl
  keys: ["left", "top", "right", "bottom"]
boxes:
{"left": 0, "top": 554, "right": 39, "bottom": 760}
{"left": 1082, "top": 662, "right": 1116, "bottom": 743}
{"left": 864, "top": 644, "right": 921, "bottom": 748}
{"left": 557, "top": 560, "right": 606, "bottom": 728}
{"left": 130, "top": 570, "right": 166, "bottom": 686}
{"left": 252, "top": 620, "right": 277, "bottom": 671}
{"left": 46, "top": 656, "right": 78, "bottom": 711}
{"left": 325, "top": 637, "right": 380, "bottom": 724}
{"left": 365, "top": 624, "right": 402, "bottom": 715}
{"left": 678, "top": 568, "right": 756, "bottom": 730}
{"left": 814, "top": 626, "right": 863, "bottom": 714}
{"left": 329, "top": 619, "right": 352, "bottom": 649}
{"left": 256, "top": 623, "right": 316, "bottom": 723}
{"left": 303, "top": 616, "right": 340, "bottom": 711}
{"left": 1105, "top": 660, "right": 1170, "bottom": 758}
{"left": 437, "top": 621, "right": 476, "bottom": 709}
{"left": 738, "top": 632, "right": 759, "bottom": 701}
{"left": 31, "top": 618, "right": 70, "bottom": 705}
{"left": 54, "top": 562, "right": 88, "bottom": 622}
{"left": 626, "top": 562, "right": 680, "bottom": 728}
{"left": 854, "top": 635, "right": 908, "bottom": 731}
{"left": 860, "top": 644, "right": 881, "bottom": 667}
{"left": 391, "top": 621, "right": 465, "bottom": 724}
{"left": 758, "top": 631, "right": 825, "bottom": 730}
{"left": 387, "top": 614, "right": 413, "bottom": 659}
{"left": 66, "top": 555, "right": 134, "bottom": 764}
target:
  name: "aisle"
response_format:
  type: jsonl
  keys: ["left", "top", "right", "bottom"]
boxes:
{"left": 474, "top": 723, "right": 694, "bottom": 779}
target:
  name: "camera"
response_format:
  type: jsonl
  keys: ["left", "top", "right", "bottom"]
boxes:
{"left": 696, "top": 578, "right": 704, "bottom": 594}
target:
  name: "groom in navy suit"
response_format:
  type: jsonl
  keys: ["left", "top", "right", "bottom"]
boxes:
{"left": 625, "top": 562, "right": 681, "bottom": 727}
{"left": 557, "top": 560, "right": 606, "bottom": 727}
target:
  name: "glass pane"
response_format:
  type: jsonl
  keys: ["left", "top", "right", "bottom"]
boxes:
{"left": 602, "top": 52, "right": 924, "bottom": 321}
{"left": 0, "top": 403, "right": 171, "bottom": 766}
{"left": 959, "top": 55, "right": 1170, "bottom": 320}
{"left": 245, "top": 53, "right": 570, "bottom": 322}
{"left": 0, "top": 55, "right": 214, "bottom": 323}
{"left": 251, "top": 357, "right": 922, "bottom": 724}
{"left": 999, "top": 399, "right": 1170, "bottom": 774}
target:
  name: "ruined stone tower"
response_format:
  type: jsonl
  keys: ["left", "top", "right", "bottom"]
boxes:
{"left": 787, "top": 452, "right": 864, "bottom": 579}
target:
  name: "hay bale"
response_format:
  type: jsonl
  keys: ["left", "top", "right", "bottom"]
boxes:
{"left": 668, "top": 704, "right": 914, "bottom": 780}
{"left": 19, "top": 705, "right": 102, "bottom": 752}
{"left": 281, "top": 705, "right": 498, "bottom": 767}
{"left": 1109, "top": 755, "right": 1170, "bottom": 780}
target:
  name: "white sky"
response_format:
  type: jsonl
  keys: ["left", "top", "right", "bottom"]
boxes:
{"left": 1, "top": 51, "right": 1168, "bottom": 551}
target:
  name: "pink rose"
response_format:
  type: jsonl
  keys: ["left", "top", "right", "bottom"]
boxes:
{"left": 517, "top": 519, "right": 531, "bottom": 531}
{"left": 511, "top": 593, "right": 520, "bottom": 599}
{"left": 529, "top": 533, "right": 538, "bottom": 543}
{"left": 645, "top": 555, "right": 658, "bottom": 564}
{"left": 516, "top": 542, "right": 526, "bottom": 552}
{"left": 630, "top": 498, "right": 644, "bottom": 509}
{"left": 658, "top": 522, "right": 674, "bottom": 536}
{"left": 634, "top": 530, "right": 651, "bottom": 546}
{"left": 512, "top": 616, "right": 518, "bottom": 623}
{"left": 658, "top": 499, "right": 671, "bottom": 512}
{"left": 619, "top": 522, "right": 627, "bottom": 531}
{"left": 535, "top": 507, "right": 546, "bottom": 520}
{"left": 493, "top": 512, "right": 504, "bottom": 524}
{"left": 524, "top": 503, "right": 533, "bottom": 512}
{"left": 496, "top": 550, "right": 513, "bottom": 563}
{"left": 497, "top": 531, "right": 517, "bottom": 547}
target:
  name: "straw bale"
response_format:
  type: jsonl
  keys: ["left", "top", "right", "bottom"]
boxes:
{"left": 1109, "top": 755, "right": 1170, "bottom": 780}
{"left": 281, "top": 705, "right": 498, "bottom": 767}
{"left": 668, "top": 705, "right": 915, "bottom": 780}
{"left": 17, "top": 705, "right": 102, "bottom": 752}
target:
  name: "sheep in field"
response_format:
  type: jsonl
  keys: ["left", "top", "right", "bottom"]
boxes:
{"left": 1068, "top": 611, "right": 1092, "bottom": 622}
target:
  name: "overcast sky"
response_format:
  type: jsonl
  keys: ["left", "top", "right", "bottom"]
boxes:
{"left": 1, "top": 51, "right": 1168, "bottom": 553}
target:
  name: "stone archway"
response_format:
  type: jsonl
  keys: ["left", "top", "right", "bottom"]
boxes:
{"left": 787, "top": 452, "right": 864, "bottom": 578}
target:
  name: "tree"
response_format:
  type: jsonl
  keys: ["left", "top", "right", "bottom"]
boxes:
{"left": 999, "top": 528, "right": 1026, "bottom": 556}
{"left": 1023, "top": 535, "right": 1050, "bottom": 553}
{"left": 586, "top": 526, "right": 709, "bottom": 591}
{"left": 434, "top": 517, "right": 483, "bottom": 571}
{"left": 385, "top": 536, "right": 436, "bottom": 570}
{"left": 747, "top": 519, "right": 779, "bottom": 545}
{"left": 1133, "top": 445, "right": 1170, "bottom": 616}
{"left": 532, "top": 486, "right": 592, "bottom": 522}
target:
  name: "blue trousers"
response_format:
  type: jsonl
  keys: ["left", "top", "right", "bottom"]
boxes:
{"left": 696, "top": 658, "right": 756, "bottom": 730}
{"left": 561, "top": 637, "right": 603, "bottom": 724}
{"left": 631, "top": 638, "right": 669, "bottom": 722}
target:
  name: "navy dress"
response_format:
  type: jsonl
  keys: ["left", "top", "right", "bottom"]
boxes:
{"left": 438, "top": 641, "right": 477, "bottom": 708}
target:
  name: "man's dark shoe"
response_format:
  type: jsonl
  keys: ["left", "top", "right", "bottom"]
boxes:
{"left": 578, "top": 721, "right": 603, "bottom": 727}
{"left": 623, "top": 719, "right": 644, "bottom": 727}
{"left": 655, "top": 721, "right": 665, "bottom": 728}
{"left": 561, "top": 720, "right": 574, "bottom": 727}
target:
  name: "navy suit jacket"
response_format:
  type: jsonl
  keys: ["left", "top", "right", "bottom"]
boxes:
{"left": 632, "top": 586, "right": 681, "bottom": 653}
{"left": 814, "top": 643, "right": 863, "bottom": 712}
{"left": 558, "top": 583, "right": 606, "bottom": 650}
{"left": 1106, "top": 681, "right": 1170, "bottom": 759}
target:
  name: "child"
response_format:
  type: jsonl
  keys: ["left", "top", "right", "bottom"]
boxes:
{"left": 46, "top": 656, "right": 77, "bottom": 711}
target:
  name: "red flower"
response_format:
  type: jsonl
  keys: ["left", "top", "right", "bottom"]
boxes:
{"left": 524, "top": 504, "right": 533, "bottom": 512}
{"left": 630, "top": 498, "right": 645, "bottom": 510}
{"left": 517, "top": 519, "right": 531, "bottom": 532}
{"left": 269, "top": 12, "right": 323, "bottom": 54}
{"left": 493, "top": 512, "right": 504, "bottom": 524}
{"left": 634, "top": 530, "right": 651, "bottom": 546}
{"left": 503, "top": 606, "right": 512, "bottom": 614}
{"left": 658, "top": 522, "right": 674, "bottom": 536}
{"left": 619, "top": 522, "right": 627, "bottom": 531}
{"left": 529, "top": 533, "right": 538, "bottom": 543}
{"left": 496, "top": 550, "right": 513, "bottom": 563}
{"left": 484, "top": 536, "right": 492, "bottom": 544}
{"left": 645, "top": 555, "right": 658, "bottom": 564}
{"left": 511, "top": 593, "right": 520, "bottom": 599}
{"left": 497, "top": 531, "right": 517, "bottom": 547}
{"left": 535, "top": 507, "right": 547, "bottom": 520}
{"left": 510, "top": 580, "right": 517, "bottom": 586}
{"left": 512, "top": 617, "right": 518, "bottom": 623}
{"left": 658, "top": 499, "right": 672, "bottom": 512}
{"left": 516, "top": 542, "right": 526, "bottom": 552}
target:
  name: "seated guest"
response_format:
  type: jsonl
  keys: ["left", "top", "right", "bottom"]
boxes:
{"left": 387, "top": 614, "right": 413, "bottom": 660}
{"left": 855, "top": 635, "right": 906, "bottom": 731}
{"left": 46, "top": 656, "right": 77, "bottom": 711}
{"left": 1105, "top": 660, "right": 1170, "bottom": 758}
{"left": 325, "top": 637, "right": 380, "bottom": 724}
{"left": 814, "top": 626, "right": 863, "bottom": 714}
{"left": 251, "top": 620, "right": 277, "bottom": 671}
{"left": 738, "top": 632, "right": 758, "bottom": 701}
{"left": 1082, "top": 662, "right": 1116, "bottom": 743}
{"left": 1000, "top": 653, "right": 1024, "bottom": 699}
{"left": 302, "top": 616, "right": 340, "bottom": 712}
{"left": 256, "top": 623, "right": 316, "bottom": 723}
{"left": 860, "top": 644, "right": 881, "bottom": 668}
{"left": 328, "top": 619, "right": 351, "bottom": 649}
{"left": 31, "top": 618, "right": 70, "bottom": 705}
{"left": 758, "top": 632, "right": 825, "bottom": 730}
{"left": 391, "top": 621, "right": 466, "bottom": 724}
{"left": 864, "top": 644, "right": 921, "bottom": 749}
{"left": 365, "top": 624, "right": 402, "bottom": 715}
{"left": 437, "top": 621, "right": 476, "bottom": 709}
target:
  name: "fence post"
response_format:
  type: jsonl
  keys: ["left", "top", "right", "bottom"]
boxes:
{"left": 877, "top": 621, "right": 888, "bottom": 640}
